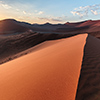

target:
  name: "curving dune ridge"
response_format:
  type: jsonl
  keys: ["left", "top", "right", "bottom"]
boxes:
{"left": 0, "top": 34, "right": 87, "bottom": 100}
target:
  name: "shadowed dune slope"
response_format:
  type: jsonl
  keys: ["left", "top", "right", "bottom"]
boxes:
{"left": 76, "top": 35, "right": 100, "bottom": 100}
{"left": 0, "top": 34, "right": 87, "bottom": 100}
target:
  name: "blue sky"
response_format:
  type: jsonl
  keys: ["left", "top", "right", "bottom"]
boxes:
{"left": 0, "top": 0, "right": 100, "bottom": 24}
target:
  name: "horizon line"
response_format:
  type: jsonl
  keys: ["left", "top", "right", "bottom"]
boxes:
{"left": 0, "top": 18, "right": 100, "bottom": 25}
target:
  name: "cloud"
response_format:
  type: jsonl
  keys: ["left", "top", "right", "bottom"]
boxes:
{"left": 38, "top": 17, "right": 49, "bottom": 20}
{"left": 0, "top": 2, "right": 12, "bottom": 9}
{"left": 0, "top": 1, "right": 2, "bottom": 3}
{"left": 23, "top": 11, "right": 27, "bottom": 14}
{"left": 91, "top": 10, "right": 98, "bottom": 15}
{"left": 71, "top": 4, "right": 100, "bottom": 18}
{"left": 16, "top": 9, "right": 20, "bottom": 11}
{"left": 38, "top": 16, "right": 67, "bottom": 22}
{"left": 38, "top": 11, "right": 44, "bottom": 15}
{"left": 51, "top": 18, "right": 63, "bottom": 22}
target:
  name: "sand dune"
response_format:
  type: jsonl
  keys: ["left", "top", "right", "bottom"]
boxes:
{"left": 1, "top": 19, "right": 100, "bottom": 39}
{"left": 0, "top": 32, "right": 78, "bottom": 64}
{"left": 0, "top": 34, "right": 87, "bottom": 100}
{"left": 76, "top": 35, "right": 100, "bottom": 100}
{"left": 0, "top": 19, "right": 29, "bottom": 34}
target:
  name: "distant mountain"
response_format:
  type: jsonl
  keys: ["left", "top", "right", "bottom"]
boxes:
{"left": 0, "top": 19, "right": 100, "bottom": 38}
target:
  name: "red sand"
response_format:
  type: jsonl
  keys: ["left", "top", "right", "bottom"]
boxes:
{"left": 0, "top": 34, "right": 87, "bottom": 100}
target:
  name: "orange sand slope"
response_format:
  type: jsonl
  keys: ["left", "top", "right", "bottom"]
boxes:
{"left": 0, "top": 34, "right": 87, "bottom": 100}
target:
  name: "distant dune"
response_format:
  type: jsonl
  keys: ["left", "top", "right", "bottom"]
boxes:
{"left": 0, "top": 34, "right": 87, "bottom": 100}
{"left": 0, "top": 19, "right": 100, "bottom": 38}
{"left": 0, "top": 19, "right": 29, "bottom": 34}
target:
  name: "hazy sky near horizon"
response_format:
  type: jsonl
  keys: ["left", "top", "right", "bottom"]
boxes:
{"left": 0, "top": 0, "right": 100, "bottom": 24}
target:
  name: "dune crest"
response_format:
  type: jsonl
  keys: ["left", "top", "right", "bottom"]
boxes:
{"left": 0, "top": 34, "right": 87, "bottom": 100}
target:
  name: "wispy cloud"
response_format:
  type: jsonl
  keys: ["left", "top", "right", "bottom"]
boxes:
{"left": 71, "top": 4, "right": 100, "bottom": 18}
{"left": 38, "top": 11, "right": 44, "bottom": 15}
{"left": 91, "top": 10, "right": 98, "bottom": 15}
{"left": 0, "top": 1, "right": 66, "bottom": 24}
{"left": 0, "top": 1, "right": 2, "bottom": 3}
{"left": 0, "top": 1, "right": 12, "bottom": 9}
{"left": 38, "top": 16, "right": 67, "bottom": 22}
{"left": 0, "top": 1, "right": 36, "bottom": 16}
{"left": 16, "top": 9, "right": 20, "bottom": 11}
{"left": 23, "top": 11, "right": 27, "bottom": 14}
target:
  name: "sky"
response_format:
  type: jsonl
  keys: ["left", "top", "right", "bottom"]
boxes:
{"left": 0, "top": 0, "right": 100, "bottom": 24}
